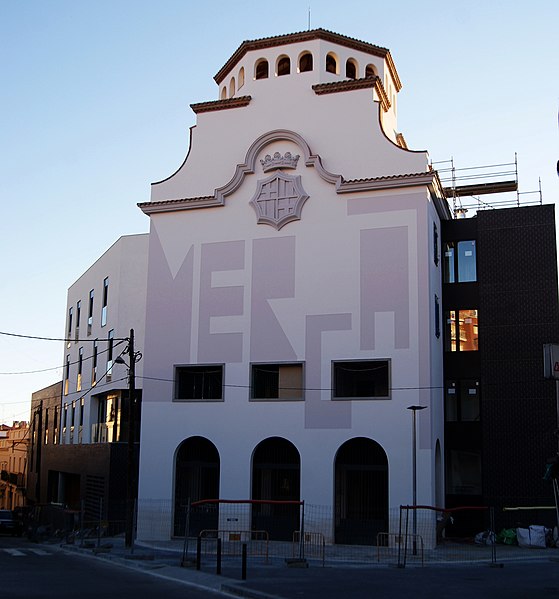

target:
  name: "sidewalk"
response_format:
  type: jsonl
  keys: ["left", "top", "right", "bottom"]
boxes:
{"left": 57, "top": 536, "right": 559, "bottom": 599}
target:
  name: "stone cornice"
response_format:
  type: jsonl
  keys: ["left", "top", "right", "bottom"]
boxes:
{"left": 190, "top": 96, "right": 251, "bottom": 114}
{"left": 214, "top": 28, "right": 400, "bottom": 86}
{"left": 140, "top": 134, "right": 446, "bottom": 216}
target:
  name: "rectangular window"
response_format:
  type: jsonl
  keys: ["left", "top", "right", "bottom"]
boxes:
{"left": 443, "top": 242, "right": 455, "bottom": 283}
{"left": 445, "top": 309, "right": 478, "bottom": 351}
{"left": 445, "top": 380, "right": 480, "bottom": 422}
{"left": 101, "top": 277, "right": 109, "bottom": 327}
{"left": 175, "top": 365, "right": 224, "bottom": 401}
{"left": 53, "top": 407, "right": 58, "bottom": 445}
{"left": 44, "top": 409, "right": 49, "bottom": 445}
{"left": 332, "top": 360, "right": 390, "bottom": 400}
{"left": 433, "top": 223, "right": 439, "bottom": 266}
{"left": 64, "top": 354, "right": 70, "bottom": 395}
{"left": 457, "top": 240, "right": 477, "bottom": 282}
{"left": 67, "top": 307, "right": 73, "bottom": 346}
{"left": 77, "top": 347, "right": 83, "bottom": 391}
{"left": 251, "top": 363, "right": 304, "bottom": 400}
{"left": 75, "top": 300, "right": 81, "bottom": 342}
{"left": 446, "top": 449, "right": 482, "bottom": 495}
{"left": 106, "top": 329, "right": 114, "bottom": 381}
{"left": 79, "top": 398, "right": 84, "bottom": 427}
{"left": 434, "top": 295, "right": 440, "bottom": 339}
{"left": 88, "top": 289, "right": 94, "bottom": 335}
{"left": 71, "top": 401, "right": 76, "bottom": 427}
{"left": 91, "top": 339, "right": 98, "bottom": 386}
{"left": 443, "top": 240, "right": 477, "bottom": 283}
{"left": 63, "top": 404, "right": 68, "bottom": 428}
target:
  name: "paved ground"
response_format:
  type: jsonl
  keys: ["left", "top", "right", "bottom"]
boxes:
{"left": 50, "top": 536, "right": 559, "bottom": 598}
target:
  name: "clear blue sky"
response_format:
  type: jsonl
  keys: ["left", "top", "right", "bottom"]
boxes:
{"left": 1, "top": 0, "right": 558, "bottom": 424}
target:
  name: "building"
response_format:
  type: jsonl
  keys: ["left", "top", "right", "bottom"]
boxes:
{"left": 136, "top": 29, "right": 450, "bottom": 544}
{"left": 442, "top": 205, "right": 559, "bottom": 532}
{"left": 26, "top": 381, "right": 62, "bottom": 506}
{"left": 28, "top": 234, "right": 148, "bottom": 526}
{"left": 0, "top": 421, "right": 29, "bottom": 510}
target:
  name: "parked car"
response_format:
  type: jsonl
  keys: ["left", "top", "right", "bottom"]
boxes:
{"left": 0, "top": 510, "right": 18, "bottom": 536}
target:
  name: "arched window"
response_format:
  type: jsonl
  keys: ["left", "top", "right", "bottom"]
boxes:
{"left": 298, "top": 52, "right": 313, "bottom": 73}
{"left": 255, "top": 59, "right": 269, "bottom": 80}
{"left": 220, "top": 86, "right": 227, "bottom": 100}
{"left": 277, "top": 55, "right": 290, "bottom": 76}
{"left": 229, "top": 77, "right": 236, "bottom": 97}
{"left": 326, "top": 53, "right": 337, "bottom": 74}
{"left": 365, "top": 64, "right": 377, "bottom": 78}
{"left": 238, "top": 66, "right": 245, "bottom": 89}
{"left": 345, "top": 58, "right": 357, "bottom": 79}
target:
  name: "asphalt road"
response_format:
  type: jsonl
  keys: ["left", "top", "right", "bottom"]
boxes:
{"left": 0, "top": 536, "right": 224, "bottom": 599}
{"left": 4, "top": 533, "right": 559, "bottom": 599}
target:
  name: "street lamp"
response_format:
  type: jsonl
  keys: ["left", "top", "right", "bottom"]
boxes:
{"left": 115, "top": 328, "right": 142, "bottom": 548}
{"left": 407, "top": 405, "right": 427, "bottom": 555}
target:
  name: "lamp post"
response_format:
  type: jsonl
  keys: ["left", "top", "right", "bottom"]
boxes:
{"left": 407, "top": 405, "right": 427, "bottom": 555}
{"left": 115, "top": 328, "right": 142, "bottom": 548}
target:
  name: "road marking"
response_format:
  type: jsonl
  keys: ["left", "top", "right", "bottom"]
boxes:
{"left": 28, "top": 549, "right": 50, "bottom": 556}
{"left": 3, "top": 549, "right": 25, "bottom": 556}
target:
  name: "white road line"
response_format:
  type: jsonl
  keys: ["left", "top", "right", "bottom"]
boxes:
{"left": 28, "top": 549, "right": 50, "bottom": 556}
{"left": 3, "top": 548, "right": 25, "bottom": 556}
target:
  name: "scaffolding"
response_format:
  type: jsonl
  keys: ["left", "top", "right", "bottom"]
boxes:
{"left": 432, "top": 154, "right": 543, "bottom": 218}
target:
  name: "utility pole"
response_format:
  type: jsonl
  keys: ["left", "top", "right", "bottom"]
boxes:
{"left": 35, "top": 401, "right": 43, "bottom": 502}
{"left": 125, "top": 329, "right": 136, "bottom": 548}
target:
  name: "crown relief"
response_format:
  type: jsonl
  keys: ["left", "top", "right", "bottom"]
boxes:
{"left": 260, "top": 151, "right": 300, "bottom": 172}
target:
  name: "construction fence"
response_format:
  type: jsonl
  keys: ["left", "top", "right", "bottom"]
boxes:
{"left": 26, "top": 499, "right": 559, "bottom": 566}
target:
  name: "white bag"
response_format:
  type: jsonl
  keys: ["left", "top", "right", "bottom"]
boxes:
{"left": 516, "top": 525, "right": 546, "bottom": 548}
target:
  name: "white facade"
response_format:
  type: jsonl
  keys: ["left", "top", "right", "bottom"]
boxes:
{"left": 137, "top": 30, "right": 449, "bottom": 543}
{"left": 62, "top": 234, "right": 148, "bottom": 446}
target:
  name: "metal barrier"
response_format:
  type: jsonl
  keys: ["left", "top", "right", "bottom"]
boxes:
{"left": 199, "top": 529, "right": 269, "bottom": 560}
{"left": 376, "top": 532, "right": 424, "bottom": 566}
{"left": 293, "top": 531, "right": 325, "bottom": 565}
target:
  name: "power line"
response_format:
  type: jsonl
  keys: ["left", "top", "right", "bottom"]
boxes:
{"left": 0, "top": 330, "right": 129, "bottom": 343}
{"left": 0, "top": 340, "right": 125, "bottom": 375}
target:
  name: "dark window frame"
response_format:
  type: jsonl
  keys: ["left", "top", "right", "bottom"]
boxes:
{"left": 332, "top": 359, "right": 390, "bottom": 400}
{"left": 250, "top": 362, "right": 304, "bottom": 401}
{"left": 175, "top": 364, "right": 224, "bottom": 401}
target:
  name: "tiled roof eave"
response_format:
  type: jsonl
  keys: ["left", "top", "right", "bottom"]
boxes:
{"left": 139, "top": 172, "right": 442, "bottom": 215}
{"left": 338, "top": 172, "right": 437, "bottom": 193}
{"left": 191, "top": 96, "right": 251, "bottom": 114}
{"left": 214, "top": 28, "right": 395, "bottom": 85}
{"left": 312, "top": 77, "right": 391, "bottom": 112}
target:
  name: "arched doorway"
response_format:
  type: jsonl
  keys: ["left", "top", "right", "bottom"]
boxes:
{"left": 334, "top": 437, "right": 388, "bottom": 545}
{"left": 174, "top": 436, "right": 220, "bottom": 537}
{"left": 251, "top": 437, "right": 300, "bottom": 541}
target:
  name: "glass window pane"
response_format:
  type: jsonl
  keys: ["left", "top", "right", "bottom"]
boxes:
{"left": 460, "top": 380, "right": 480, "bottom": 421}
{"left": 445, "top": 382, "right": 458, "bottom": 421}
{"left": 457, "top": 240, "right": 476, "bottom": 282}
{"left": 443, "top": 242, "right": 455, "bottom": 283}
{"left": 444, "top": 311, "right": 457, "bottom": 351}
{"left": 333, "top": 360, "right": 389, "bottom": 398}
{"left": 458, "top": 309, "right": 478, "bottom": 351}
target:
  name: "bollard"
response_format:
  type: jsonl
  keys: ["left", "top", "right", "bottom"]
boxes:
{"left": 196, "top": 536, "right": 201, "bottom": 571}
{"left": 241, "top": 543, "right": 247, "bottom": 580}
{"left": 216, "top": 538, "right": 222, "bottom": 575}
